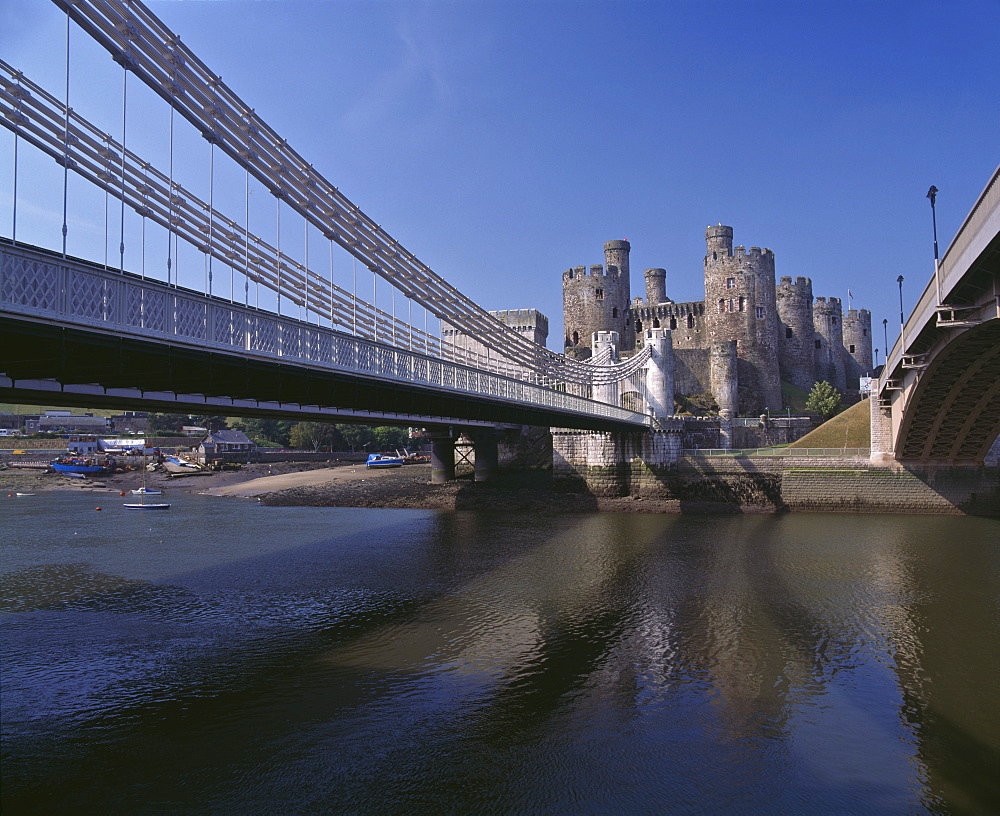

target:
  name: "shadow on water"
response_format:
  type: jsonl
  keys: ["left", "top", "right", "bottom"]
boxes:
{"left": 2, "top": 494, "right": 998, "bottom": 814}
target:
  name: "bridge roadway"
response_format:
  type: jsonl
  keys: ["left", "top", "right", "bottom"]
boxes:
{"left": 0, "top": 240, "right": 649, "bottom": 434}
{"left": 876, "top": 166, "right": 1000, "bottom": 465}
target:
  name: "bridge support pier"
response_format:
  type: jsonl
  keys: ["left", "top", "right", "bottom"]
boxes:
{"left": 429, "top": 435, "right": 457, "bottom": 484}
{"left": 471, "top": 431, "right": 500, "bottom": 482}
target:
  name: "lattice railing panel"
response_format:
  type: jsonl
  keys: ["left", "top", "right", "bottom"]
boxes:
{"left": 1, "top": 256, "right": 62, "bottom": 311}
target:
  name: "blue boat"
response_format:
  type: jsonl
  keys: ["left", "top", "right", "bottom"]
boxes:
{"left": 365, "top": 453, "right": 403, "bottom": 468}
{"left": 51, "top": 456, "right": 114, "bottom": 474}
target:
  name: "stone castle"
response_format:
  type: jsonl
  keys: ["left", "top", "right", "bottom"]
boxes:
{"left": 562, "top": 226, "right": 873, "bottom": 414}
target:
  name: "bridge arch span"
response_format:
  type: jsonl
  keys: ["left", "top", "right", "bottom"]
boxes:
{"left": 896, "top": 320, "right": 1000, "bottom": 463}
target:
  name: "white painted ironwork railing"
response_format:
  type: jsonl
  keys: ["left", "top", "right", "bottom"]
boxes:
{"left": 0, "top": 243, "right": 650, "bottom": 426}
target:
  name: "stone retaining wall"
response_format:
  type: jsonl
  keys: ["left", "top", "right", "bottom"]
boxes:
{"left": 552, "top": 432, "right": 999, "bottom": 515}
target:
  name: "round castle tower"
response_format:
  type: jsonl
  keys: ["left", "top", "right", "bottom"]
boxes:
{"left": 775, "top": 276, "right": 816, "bottom": 393}
{"left": 843, "top": 308, "right": 873, "bottom": 388}
{"left": 702, "top": 225, "right": 782, "bottom": 413}
{"left": 562, "top": 240, "right": 633, "bottom": 361}
{"left": 813, "top": 297, "right": 847, "bottom": 393}
{"left": 644, "top": 268, "right": 667, "bottom": 306}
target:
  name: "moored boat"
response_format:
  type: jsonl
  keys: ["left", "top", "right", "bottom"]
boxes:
{"left": 366, "top": 453, "right": 403, "bottom": 468}
{"left": 51, "top": 456, "right": 114, "bottom": 474}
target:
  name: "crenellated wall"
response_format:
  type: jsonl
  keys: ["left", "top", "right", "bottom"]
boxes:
{"left": 842, "top": 308, "right": 873, "bottom": 390}
{"left": 562, "top": 227, "right": 868, "bottom": 411}
{"left": 776, "top": 275, "right": 816, "bottom": 392}
{"left": 562, "top": 240, "right": 633, "bottom": 360}
{"left": 813, "top": 296, "right": 847, "bottom": 392}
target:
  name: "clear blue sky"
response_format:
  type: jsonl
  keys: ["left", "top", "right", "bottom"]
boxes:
{"left": 2, "top": 0, "right": 998, "bottom": 356}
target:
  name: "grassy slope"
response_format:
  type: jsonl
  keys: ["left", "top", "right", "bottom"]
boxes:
{"left": 0, "top": 403, "right": 120, "bottom": 418}
{"left": 786, "top": 398, "right": 871, "bottom": 449}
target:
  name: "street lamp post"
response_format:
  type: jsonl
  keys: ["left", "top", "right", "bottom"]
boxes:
{"left": 927, "top": 186, "right": 941, "bottom": 304}
{"left": 897, "top": 275, "right": 905, "bottom": 348}
{"left": 874, "top": 347, "right": 880, "bottom": 369}
{"left": 882, "top": 318, "right": 889, "bottom": 362}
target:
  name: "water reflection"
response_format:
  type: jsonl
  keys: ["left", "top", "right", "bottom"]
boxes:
{"left": 1, "top": 494, "right": 998, "bottom": 813}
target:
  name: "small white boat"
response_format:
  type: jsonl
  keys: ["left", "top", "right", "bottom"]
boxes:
{"left": 366, "top": 453, "right": 403, "bottom": 468}
{"left": 15, "top": 492, "right": 35, "bottom": 496}
{"left": 125, "top": 454, "right": 170, "bottom": 509}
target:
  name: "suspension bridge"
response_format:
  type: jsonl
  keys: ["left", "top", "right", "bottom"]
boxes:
{"left": 0, "top": 0, "right": 681, "bottom": 479}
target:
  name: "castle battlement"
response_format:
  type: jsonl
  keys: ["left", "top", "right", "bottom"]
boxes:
{"left": 563, "top": 228, "right": 870, "bottom": 412}
{"left": 563, "top": 264, "right": 624, "bottom": 279}
{"left": 730, "top": 245, "right": 774, "bottom": 260}
{"left": 491, "top": 308, "right": 549, "bottom": 333}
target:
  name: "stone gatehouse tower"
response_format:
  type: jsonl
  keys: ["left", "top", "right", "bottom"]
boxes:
{"left": 563, "top": 226, "right": 872, "bottom": 414}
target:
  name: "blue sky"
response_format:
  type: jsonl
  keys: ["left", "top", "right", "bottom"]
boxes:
{"left": 2, "top": 0, "right": 998, "bottom": 356}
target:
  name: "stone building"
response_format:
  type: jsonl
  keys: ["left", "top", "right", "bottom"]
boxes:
{"left": 563, "top": 226, "right": 873, "bottom": 414}
{"left": 441, "top": 309, "right": 549, "bottom": 375}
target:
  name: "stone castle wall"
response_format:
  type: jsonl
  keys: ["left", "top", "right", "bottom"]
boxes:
{"left": 562, "top": 226, "right": 873, "bottom": 415}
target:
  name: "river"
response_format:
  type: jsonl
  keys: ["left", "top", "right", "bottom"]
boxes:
{"left": 2, "top": 492, "right": 998, "bottom": 814}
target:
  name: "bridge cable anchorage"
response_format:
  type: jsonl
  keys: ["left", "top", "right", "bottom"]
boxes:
{"left": 45, "top": 0, "right": 651, "bottom": 387}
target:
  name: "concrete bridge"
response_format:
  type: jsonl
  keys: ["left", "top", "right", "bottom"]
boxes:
{"left": 872, "top": 166, "right": 1000, "bottom": 466}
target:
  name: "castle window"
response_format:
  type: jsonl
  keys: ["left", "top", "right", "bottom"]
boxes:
{"left": 849, "top": 344, "right": 856, "bottom": 354}
{"left": 573, "top": 331, "right": 580, "bottom": 346}
{"left": 652, "top": 318, "right": 660, "bottom": 328}
{"left": 718, "top": 299, "right": 725, "bottom": 313}
{"left": 726, "top": 277, "right": 736, "bottom": 289}
{"left": 786, "top": 327, "right": 794, "bottom": 338}
{"left": 612, "top": 307, "right": 619, "bottom": 318}
{"left": 756, "top": 306, "right": 765, "bottom": 319}
{"left": 595, "top": 288, "right": 604, "bottom": 300}
{"left": 739, "top": 297, "right": 746, "bottom": 312}
{"left": 815, "top": 339, "right": 822, "bottom": 349}
{"left": 713, "top": 252, "right": 718, "bottom": 260}
{"left": 670, "top": 317, "right": 677, "bottom": 330}
{"left": 687, "top": 314, "right": 694, "bottom": 329}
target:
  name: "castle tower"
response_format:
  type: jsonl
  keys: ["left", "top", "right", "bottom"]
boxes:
{"left": 775, "top": 276, "right": 816, "bottom": 393}
{"left": 702, "top": 226, "right": 782, "bottom": 413}
{"left": 843, "top": 308, "right": 873, "bottom": 389}
{"left": 710, "top": 339, "right": 738, "bottom": 448}
{"left": 591, "top": 330, "right": 620, "bottom": 406}
{"left": 562, "top": 240, "right": 633, "bottom": 361}
{"left": 644, "top": 268, "right": 667, "bottom": 306}
{"left": 813, "top": 297, "right": 847, "bottom": 393}
{"left": 644, "top": 327, "right": 675, "bottom": 419}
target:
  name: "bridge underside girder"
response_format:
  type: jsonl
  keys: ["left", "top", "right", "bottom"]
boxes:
{"left": 0, "top": 317, "right": 635, "bottom": 432}
{"left": 896, "top": 320, "right": 1000, "bottom": 463}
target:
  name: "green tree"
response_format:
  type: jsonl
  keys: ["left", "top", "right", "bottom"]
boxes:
{"left": 147, "top": 412, "right": 189, "bottom": 435}
{"left": 229, "top": 418, "right": 293, "bottom": 447}
{"left": 805, "top": 380, "right": 842, "bottom": 420}
{"left": 336, "top": 424, "right": 372, "bottom": 452}
{"left": 371, "top": 426, "right": 408, "bottom": 451}
{"left": 289, "top": 421, "right": 342, "bottom": 451}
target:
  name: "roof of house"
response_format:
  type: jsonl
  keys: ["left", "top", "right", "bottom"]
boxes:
{"left": 202, "top": 430, "right": 253, "bottom": 445}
